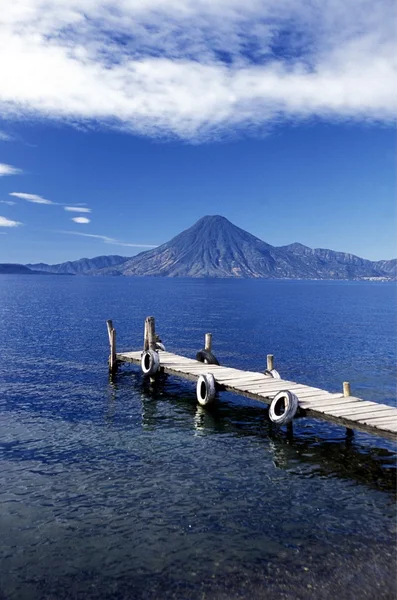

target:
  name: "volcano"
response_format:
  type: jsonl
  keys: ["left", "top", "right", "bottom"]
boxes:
{"left": 104, "top": 215, "right": 395, "bottom": 279}
{"left": 27, "top": 215, "right": 396, "bottom": 279}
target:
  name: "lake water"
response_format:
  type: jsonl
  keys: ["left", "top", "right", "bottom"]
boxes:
{"left": 0, "top": 276, "right": 396, "bottom": 599}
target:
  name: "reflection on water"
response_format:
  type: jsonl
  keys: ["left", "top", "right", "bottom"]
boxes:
{"left": 136, "top": 371, "right": 396, "bottom": 494}
{"left": 0, "top": 277, "right": 396, "bottom": 599}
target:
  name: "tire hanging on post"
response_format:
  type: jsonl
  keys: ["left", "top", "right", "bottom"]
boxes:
{"left": 196, "top": 373, "right": 216, "bottom": 406}
{"left": 141, "top": 349, "right": 160, "bottom": 376}
{"left": 196, "top": 349, "right": 220, "bottom": 365}
{"left": 265, "top": 368, "right": 281, "bottom": 379}
{"left": 269, "top": 390, "right": 299, "bottom": 425}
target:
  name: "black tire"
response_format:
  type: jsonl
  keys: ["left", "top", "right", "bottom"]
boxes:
{"left": 196, "top": 349, "right": 220, "bottom": 366}
{"left": 264, "top": 368, "right": 281, "bottom": 379}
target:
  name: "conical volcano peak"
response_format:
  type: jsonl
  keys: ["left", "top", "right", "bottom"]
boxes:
{"left": 197, "top": 215, "right": 230, "bottom": 224}
{"left": 185, "top": 214, "right": 266, "bottom": 245}
{"left": 194, "top": 215, "right": 233, "bottom": 230}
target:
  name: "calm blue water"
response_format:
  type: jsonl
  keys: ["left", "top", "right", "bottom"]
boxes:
{"left": 0, "top": 276, "right": 396, "bottom": 599}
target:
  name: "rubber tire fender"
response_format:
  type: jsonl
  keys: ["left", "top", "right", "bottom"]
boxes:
{"left": 141, "top": 350, "right": 160, "bottom": 376}
{"left": 265, "top": 368, "right": 281, "bottom": 379}
{"left": 196, "top": 373, "right": 216, "bottom": 406}
{"left": 269, "top": 390, "right": 299, "bottom": 426}
{"left": 196, "top": 349, "right": 220, "bottom": 366}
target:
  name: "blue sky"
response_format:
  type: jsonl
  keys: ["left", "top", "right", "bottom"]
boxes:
{"left": 0, "top": 0, "right": 396, "bottom": 264}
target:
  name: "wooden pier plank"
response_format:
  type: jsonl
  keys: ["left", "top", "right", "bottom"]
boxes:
{"left": 329, "top": 405, "right": 397, "bottom": 417}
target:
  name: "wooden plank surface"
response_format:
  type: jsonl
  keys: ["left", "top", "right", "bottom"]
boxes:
{"left": 116, "top": 350, "right": 397, "bottom": 440}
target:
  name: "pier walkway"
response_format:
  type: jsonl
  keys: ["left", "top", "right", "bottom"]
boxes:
{"left": 108, "top": 318, "right": 397, "bottom": 442}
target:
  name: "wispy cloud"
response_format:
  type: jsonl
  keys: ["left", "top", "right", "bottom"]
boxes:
{"left": 0, "top": 163, "right": 22, "bottom": 176}
{"left": 0, "top": 200, "right": 16, "bottom": 205}
{"left": 0, "top": 131, "right": 12, "bottom": 141}
{"left": 59, "top": 230, "right": 157, "bottom": 248}
{"left": 0, "top": 215, "right": 22, "bottom": 227}
{"left": 64, "top": 206, "right": 91, "bottom": 213}
{"left": 10, "top": 192, "right": 54, "bottom": 205}
{"left": 72, "top": 216, "right": 90, "bottom": 224}
{"left": 0, "top": 0, "right": 395, "bottom": 141}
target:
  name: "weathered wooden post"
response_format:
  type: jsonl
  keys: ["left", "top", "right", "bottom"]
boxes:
{"left": 205, "top": 333, "right": 212, "bottom": 352}
{"left": 343, "top": 382, "right": 351, "bottom": 397}
{"left": 106, "top": 319, "right": 113, "bottom": 347}
{"left": 106, "top": 319, "right": 117, "bottom": 374}
{"left": 143, "top": 318, "right": 149, "bottom": 352}
{"left": 343, "top": 382, "right": 354, "bottom": 436}
{"left": 267, "top": 354, "right": 274, "bottom": 371}
{"left": 144, "top": 316, "right": 156, "bottom": 351}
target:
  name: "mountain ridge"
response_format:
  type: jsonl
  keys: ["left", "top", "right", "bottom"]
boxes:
{"left": 25, "top": 216, "right": 396, "bottom": 280}
{"left": 0, "top": 263, "right": 73, "bottom": 275}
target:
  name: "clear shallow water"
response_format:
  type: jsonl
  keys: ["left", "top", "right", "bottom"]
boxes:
{"left": 0, "top": 276, "right": 396, "bottom": 599}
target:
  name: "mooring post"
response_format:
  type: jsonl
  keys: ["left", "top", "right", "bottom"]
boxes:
{"left": 106, "top": 320, "right": 117, "bottom": 374}
{"left": 146, "top": 316, "right": 156, "bottom": 351}
{"left": 267, "top": 354, "right": 274, "bottom": 371}
{"left": 343, "top": 382, "right": 354, "bottom": 437}
{"left": 143, "top": 316, "right": 157, "bottom": 351}
{"left": 106, "top": 319, "right": 113, "bottom": 345}
{"left": 343, "top": 381, "right": 351, "bottom": 397}
{"left": 143, "top": 319, "right": 149, "bottom": 352}
{"left": 205, "top": 333, "right": 212, "bottom": 352}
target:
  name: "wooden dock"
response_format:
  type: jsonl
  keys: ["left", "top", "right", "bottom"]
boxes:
{"left": 107, "top": 318, "right": 397, "bottom": 442}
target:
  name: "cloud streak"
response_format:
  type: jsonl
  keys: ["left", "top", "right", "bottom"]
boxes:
{"left": 72, "top": 216, "right": 90, "bottom": 223}
{"left": 64, "top": 206, "right": 91, "bottom": 213}
{"left": 10, "top": 192, "right": 54, "bottom": 204}
{"left": 59, "top": 230, "right": 157, "bottom": 248}
{"left": 0, "top": 163, "right": 22, "bottom": 176}
{"left": 0, "top": 0, "right": 395, "bottom": 140}
{"left": 0, "top": 215, "right": 22, "bottom": 227}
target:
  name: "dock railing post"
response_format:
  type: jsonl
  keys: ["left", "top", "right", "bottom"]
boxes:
{"left": 205, "top": 333, "right": 212, "bottom": 352}
{"left": 267, "top": 354, "right": 274, "bottom": 371}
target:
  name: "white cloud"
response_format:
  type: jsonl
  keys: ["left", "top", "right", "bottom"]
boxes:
{"left": 9, "top": 192, "right": 54, "bottom": 204}
{"left": 0, "top": 1, "right": 395, "bottom": 140}
{"left": 0, "top": 163, "right": 22, "bottom": 176}
{"left": 72, "top": 216, "right": 90, "bottom": 223}
{"left": 0, "top": 200, "right": 16, "bottom": 205}
{"left": 0, "top": 215, "right": 22, "bottom": 227}
{"left": 64, "top": 206, "right": 91, "bottom": 213}
{"left": 59, "top": 230, "right": 157, "bottom": 248}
